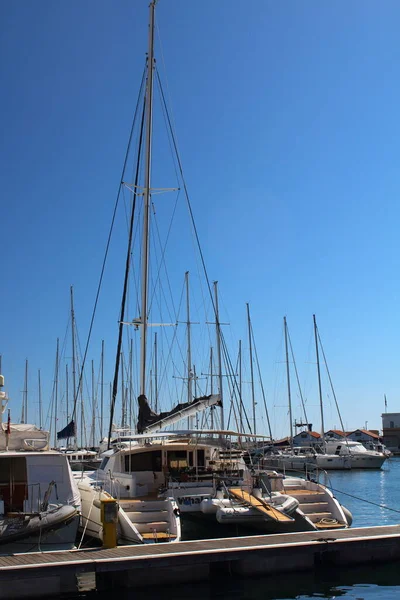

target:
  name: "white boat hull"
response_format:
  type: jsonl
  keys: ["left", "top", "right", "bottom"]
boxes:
{"left": 0, "top": 505, "right": 79, "bottom": 554}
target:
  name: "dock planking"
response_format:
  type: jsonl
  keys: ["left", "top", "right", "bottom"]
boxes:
{"left": 2, "top": 525, "right": 400, "bottom": 597}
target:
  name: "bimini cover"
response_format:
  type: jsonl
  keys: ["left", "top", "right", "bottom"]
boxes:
{"left": 0, "top": 423, "right": 49, "bottom": 451}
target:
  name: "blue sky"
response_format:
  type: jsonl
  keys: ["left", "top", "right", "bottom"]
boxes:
{"left": 1, "top": 0, "right": 400, "bottom": 442}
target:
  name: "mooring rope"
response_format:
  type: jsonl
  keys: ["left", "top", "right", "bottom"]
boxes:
{"left": 330, "top": 486, "right": 400, "bottom": 515}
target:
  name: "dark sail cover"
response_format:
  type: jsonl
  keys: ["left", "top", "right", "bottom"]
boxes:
{"left": 57, "top": 420, "right": 76, "bottom": 440}
{"left": 137, "top": 394, "right": 222, "bottom": 434}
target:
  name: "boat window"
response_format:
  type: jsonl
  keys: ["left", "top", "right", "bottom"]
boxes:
{"left": 197, "top": 449, "right": 205, "bottom": 468}
{"left": 0, "top": 457, "right": 28, "bottom": 512}
{"left": 390, "top": 421, "right": 394, "bottom": 428}
{"left": 167, "top": 451, "right": 187, "bottom": 469}
{"left": 125, "top": 450, "right": 162, "bottom": 472}
{"left": 188, "top": 451, "right": 194, "bottom": 467}
{"left": 99, "top": 457, "right": 109, "bottom": 471}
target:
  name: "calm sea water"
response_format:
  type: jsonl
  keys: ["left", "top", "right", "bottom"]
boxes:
{"left": 84, "top": 458, "right": 400, "bottom": 599}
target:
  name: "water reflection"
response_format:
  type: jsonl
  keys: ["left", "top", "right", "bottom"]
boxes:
{"left": 103, "top": 561, "right": 400, "bottom": 600}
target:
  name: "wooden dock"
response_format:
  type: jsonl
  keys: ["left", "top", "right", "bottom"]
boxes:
{"left": 2, "top": 525, "right": 400, "bottom": 598}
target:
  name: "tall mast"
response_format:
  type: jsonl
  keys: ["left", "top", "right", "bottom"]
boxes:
{"left": 284, "top": 316, "right": 294, "bottom": 450}
{"left": 313, "top": 314, "right": 326, "bottom": 451}
{"left": 21, "top": 359, "right": 28, "bottom": 424}
{"left": 139, "top": 0, "right": 156, "bottom": 397}
{"left": 209, "top": 347, "right": 214, "bottom": 430}
{"left": 70, "top": 285, "right": 78, "bottom": 447}
{"left": 91, "top": 359, "right": 95, "bottom": 448}
{"left": 193, "top": 365, "right": 199, "bottom": 429}
{"left": 38, "top": 369, "right": 42, "bottom": 430}
{"left": 154, "top": 333, "right": 158, "bottom": 413}
{"left": 66, "top": 364, "right": 69, "bottom": 423}
{"left": 246, "top": 303, "right": 256, "bottom": 435}
{"left": 129, "top": 339, "right": 133, "bottom": 430}
{"left": 238, "top": 339, "right": 243, "bottom": 432}
{"left": 213, "top": 282, "right": 224, "bottom": 430}
{"left": 54, "top": 338, "right": 59, "bottom": 448}
{"left": 185, "top": 272, "right": 193, "bottom": 406}
{"left": 121, "top": 352, "right": 126, "bottom": 428}
{"left": 25, "top": 359, "right": 28, "bottom": 423}
{"left": 185, "top": 272, "right": 193, "bottom": 428}
{"left": 100, "top": 340, "right": 104, "bottom": 439}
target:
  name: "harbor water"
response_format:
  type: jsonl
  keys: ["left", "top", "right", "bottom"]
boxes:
{"left": 85, "top": 458, "right": 400, "bottom": 600}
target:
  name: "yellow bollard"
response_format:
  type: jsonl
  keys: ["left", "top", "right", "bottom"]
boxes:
{"left": 100, "top": 498, "right": 118, "bottom": 548}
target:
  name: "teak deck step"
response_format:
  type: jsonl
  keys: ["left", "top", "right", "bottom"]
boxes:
{"left": 305, "top": 512, "right": 332, "bottom": 520}
{"left": 141, "top": 532, "right": 177, "bottom": 540}
{"left": 229, "top": 488, "right": 294, "bottom": 523}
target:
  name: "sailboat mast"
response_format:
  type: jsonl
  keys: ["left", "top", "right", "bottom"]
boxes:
{"left": 21, "top": 359, "right": 28, "bottom": 424}
{"left": 121, "top": 352, "right": 126, "bottom": 428}
{"left": 70, "top": 285, "right": 78, "bottom": 447}
{"left": 154, "top": 334, "right": 158, "bottom": 413}
{"left": 129, "top": 338, "right": 133, "bottom": 429}
{"left": 284, "top": 316, "right": 294, "bottom": 450}
{"left": 238, "top": 339, "right": 243, "bottom": 432}
{"left": 139, "top": 0, "right": 156, "bottom": 397}
{"left": 25, "top": 359, "right": 28, "bottom": 423}
{"left": 246, "top": 303, "right": 256, "bottom": 435}
{"left": 209, "top": 347, "right": 214, "bottom": 430}
{"left": 100, "top": 340, "right": 104, "bottom": 439}
{"left": 313, "top": 314, "right": 326, "bottom": 451}
{"left": 66, "top": 364, "right": 69, "bottom": 423}
{"left": 91, "top": 359, "right": 95, "bottom": 448}
{"left": 38, "top": 369, "right": 42, "bottom": 430}
{"left": 213, "top": 281, "right": 225, "bottom": 430}
{"left": 185, "top": 271, "right": 193, "bottom": 406}
{"left": 54, "top": 338, "right": 59, "bottom": 448}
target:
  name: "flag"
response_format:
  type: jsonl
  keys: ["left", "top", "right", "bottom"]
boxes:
{"left": 57, "top": 420, "right": 76, "bottom": 440}
{"left": 6, "top": 409, "right": 10, "bottom": 435}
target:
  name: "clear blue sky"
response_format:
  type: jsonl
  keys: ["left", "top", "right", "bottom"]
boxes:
{"left": 1, "top": 0, "right": 400, "bottom": 442}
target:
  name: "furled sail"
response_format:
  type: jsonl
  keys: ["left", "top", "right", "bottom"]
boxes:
{"left": 57, "top": 420, "right": 76, "bottom": 440}
{"left": 137, "top": 394, "right": 222, "bottom": 434}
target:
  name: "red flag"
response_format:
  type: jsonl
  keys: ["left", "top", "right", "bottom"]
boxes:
{"left": 6, "top": 409, "right": 11, "bottom": 435}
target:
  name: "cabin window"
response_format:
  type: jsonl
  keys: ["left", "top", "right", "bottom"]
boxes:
{"left": 0, "top": 457, "right": 28, "bottom": 512}
{"left": 167, "top": 451, "right": 187, "bottom": 469}
{"left": 99, "top": 457, "right": 109, "bottom": 471}
{"left": 390, "top": 421, "right": 395, "bottom": 428}
{"left": 188, "top": 451, "right": 194, "bottom": 467}
{"left": 197, "top": 449, "right": 205, "bottom": 468}
{"left": 355, "top": 432, "right": 361, "bottom": 436}
{"left": 301, "top": 433, "right": 307, "bottom": 438}
{"left": 125, "top": 450, "right": 162, "bottom": 472}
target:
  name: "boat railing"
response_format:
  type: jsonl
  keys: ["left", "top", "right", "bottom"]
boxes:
{"left": 277, "top": 462, "right": 329, "bottom": 486}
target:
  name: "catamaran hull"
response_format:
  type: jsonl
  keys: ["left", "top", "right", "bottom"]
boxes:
{"left": 77, "top": 479, "right": 181, "bottom": 544}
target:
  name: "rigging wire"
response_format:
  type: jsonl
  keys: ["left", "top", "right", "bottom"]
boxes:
{"left": 108, "top": 87, "right": 147, "bottom": 447}
{"left": 250, "top": 319, "right": 273, "bottom": 439}
{"left": 67, "top": 69, "right": 146, "bottom": 434}
{"left": 329, "top": 486, "right": 400, "bottom": 515}
{"left": 286, "top": 323, "right": 309, "bottom": 425}
{"left": 316, "top": 325, "right": 347, "bottom": 438}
